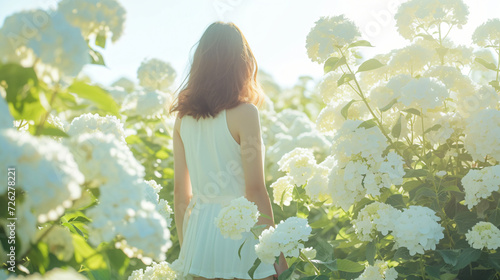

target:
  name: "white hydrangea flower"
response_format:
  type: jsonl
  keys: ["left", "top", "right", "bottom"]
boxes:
{"left": 461, "top": 165, "right": 500, "bottom": 209}
{"left": 58, "top": 0, "right": 126, "bottom": 42}
{"left": 464, "top": 109, "right": 500, "bottom": 161}
{"left": 316, "top": 100, "right": 367, "bottom": 135}
{"left": 68, "top": 113, "right": 126, "bottom": 142}
{"left": 355, "top": 260, "right": 398, "bottom": 280}
{"left": 214, "top": 196, "right": 259, "bottom": 240}
{"left": 0, "top": 96, "right": 14, "bottom": 129}
{"left": 88, "top": 179, "right": 171, "bottom": 263}
{"left": 306, "top": 164, "right": 332, "bottom": 204}
{"left": 352, "top": 202, "right": 401, "bottom": 241}
{"left": 318, "top": 71, "right": 358, "bottom": 104}
{"left": 278, "top": 147, "right": 317, "bottom": 186}
{"left": 395, "top": 0, "right": 469, "bottom": 40}
{"left": 255, "top": 217, "right": 312, "bottom": 264}
{"left": 391, "top": 206, "right": 444, "bottom": 255}
{"left": 0, "top": 130, "right": 83, "bottom": 223}
{"left": 388, "top": 43, "right": 434, "bottom": 76}
{"left": 271, "top": 176, "right": 294, "bottom": 206}
{"left": 107, "top": 86, "right": 130, "bottom": 104}
{"left": 332, "top": 120, "right": 388, "bottom": 163}
{"left": 121, "top": 89, "right": 172, "bottom": 118}
{"left": 158, "top": 199, "right": 173, "bottom": 228}
{"left": 413, "top": 112, "right": 458, "bottom": 146}
{"left": 328, "top": 161, "right": 366, "bottom": 211}
{"left": 465, "top": 221, "right": 500, "bottom": 250}
{"left": 112, "top": 77, "right": 135, "bottom": 93}
{"left": 378, "top": 152, "right": 405, "bottom": 185}
{"left": 454, "top": 85, "right": 499, "bottom": 118}
{"left": 399, "top": 77, "right": 448, "bottom": 113}
{"left": 67, "top": 132, "right": 144, "bottom": 187}
{"left": 128, "top": 261, "right": 178, "bottom": 280}
{"left": 137, "top": 58, "right": 176, "bottom": 92}
{"left": 0, "top": 10, "right": 90, "bottom": 78}
{"left": 306, "top": 15, "right": 361, "bottom": 63}
{"left": 472, "top": 18, "right": 500, "bottom": 47}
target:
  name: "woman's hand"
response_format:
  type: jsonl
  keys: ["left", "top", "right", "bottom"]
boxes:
{"left": 273, "top": 252, "right": 288, "bottom": 276}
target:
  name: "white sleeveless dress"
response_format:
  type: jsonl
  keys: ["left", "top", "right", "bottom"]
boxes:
{"left": 175, "top": 109, "right": 276, "bottom": 279}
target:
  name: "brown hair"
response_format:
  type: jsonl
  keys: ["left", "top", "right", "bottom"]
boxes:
{"left": 169, "top": 22, "right": 264, "bottom": 119}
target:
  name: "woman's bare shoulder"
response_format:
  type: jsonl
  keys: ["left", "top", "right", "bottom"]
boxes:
{"left": 227, "top": 103, "right": 259, "bottom": 122}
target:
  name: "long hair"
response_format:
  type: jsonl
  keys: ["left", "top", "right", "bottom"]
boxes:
{"left": 169, "top": 22, "right": 264, "bottom": 119}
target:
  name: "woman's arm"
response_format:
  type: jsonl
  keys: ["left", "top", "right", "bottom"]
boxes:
{"left": 237, "top": 104, "right": 274, "bottom": 228}
{"left": 173, "top": 117, "right": 192, "bottom": 245}
{"left": 236, "top": 104, "right": 289, "bottom": 274}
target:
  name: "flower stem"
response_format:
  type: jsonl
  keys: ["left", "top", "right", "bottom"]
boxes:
{"left": 299, "top": 251, "right": 321, "bottom": 275}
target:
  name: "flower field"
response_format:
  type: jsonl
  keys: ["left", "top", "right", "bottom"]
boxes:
{"left": 1, "top": 0, "right": 500, "bottom": 279}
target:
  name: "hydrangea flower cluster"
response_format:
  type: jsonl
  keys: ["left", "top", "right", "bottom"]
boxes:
{"left": 142, "top": 180, "right": 173, "bottom": 227}
{"left": 255, "top": 217, "right": 312, "bottom": 264}
{"left": 270, "top": 176, "right": 294, "bottom": 206}
{"left": 355, "top": 260, "right": 398, "bottom": 280}
{"left": 67, "top": 113, "right": 126, "bottom": 142}
{"left": 58, "top": 0, "right": 126, "bottom": 42}
{"left": 465, "top": 221, "right": 500, "bottom": 250}
{"left": 67, "top": 132, "right": 145, "bottom": 187}
{"left": 0, "top": 10, "right": 89, "bottom": 78}
{"left": 278, "top": 147, "right": 317, "bottom": 186}
{"left": 137, "top": 58, "right": 177, "bottom": 92}
{"left": 306, "top": 15, "right": 361, "bottom": 63}
{"left": 214, "top": 196, "right": 260, "bottom": 240}
{"left": 463, "top": 109, "right": 500, "bottom": 162}
{"left": 391, "top": 206, "right": 444, "bottom": 255}
{"left": 121, "top": 90, "right": 172, "bottom": 118}
{"left": 305, "top": 162, "right": 333, "bottom": 204}
{"left": 395, "top": 0, "right": 469, "bottom": 40}
{"left": 472, "top": 18, "right": 500, "bottom": 47}
{"left": 461, "top": 165, "right": 500, "bottom": 209}
{"left": 351, "top": 202, "right": 401, "bottom": 241}
{"left": 128, "top": 261, "right": 178, "bottom": 280}
{"left": 0, "top": 129, "right": 83, "bottom": 255}
{"left": 398, "top": 77, "right": 449, "bottom": 113}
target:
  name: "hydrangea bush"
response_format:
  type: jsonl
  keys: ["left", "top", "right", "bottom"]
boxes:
{"left": 1, "top": 0, "right": 500, "bottom": 279}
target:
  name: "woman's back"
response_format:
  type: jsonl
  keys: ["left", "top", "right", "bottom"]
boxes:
{"left": 180, "top": 109, "right": 245, "bottom": 203}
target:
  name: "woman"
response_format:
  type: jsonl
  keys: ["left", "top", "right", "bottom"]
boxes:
{"left": 170, "top": 22, "right": 288, "bottom": 280}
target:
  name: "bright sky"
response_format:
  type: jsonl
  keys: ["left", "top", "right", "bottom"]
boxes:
{"left": 1, "top": 0, "right": 498, "bottom": 88}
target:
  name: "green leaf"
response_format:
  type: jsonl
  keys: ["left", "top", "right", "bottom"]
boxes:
{"left": 425, "top": 265, "right": 442, "bottom": 279}
{"left": 452, "top": 248, "right": 481, "bottom": 270}
{"left": 402, "top": 108, "right": 421, "bottom": 116}
{"left": 347, "top": 40, "right": 374, "bottom": 49}
{"left": 488, "top": 251, "right": 500, "bottom": 271}
{"left": 311, "top": 259, "right": 337, "bottom": 271}
{"left": 403, "top": 168, "right": 428, "bottom": 178}
{"left": 68, "top": 81, "right": 119, "bottom": 116}
{"left": 379, "top": 98, "right": 398, "bottom": 112}
{"left": 438, "top": 249, "right": 460, "bottom": 266}
{"left": 416, "top": 33, "right": 435, "bottom": 41}
{"left": 300, "top": 276, "right": 329, "bottom": 280}
{"left": 89, "top": 49, "right": 106, "bottom": 66}
{"left": 278, "top": 262, "right": 297, "bottom": 280}
{"left": 0, "top": 63, "right": 38, "bottom": 113}
{"left": 336, "top": 259, "right": 364, "bottom": 272}
{"left": 454, "top": 211, "right": 478, "bottom": 234}
{"left": 356, "top": 58, "right": 385, "bottom": 73}
{"left": 341, "top": 99, "right": 356, "bottom": 119}
{"left": 38, "top": 127, "right": 69, "bottom": 138}
{"left": 366, "top": 241, "right": 376, "bottom": 265}
{"left": 248, "top": 258, "right": 261, "bottom": 279}
{"left": 260, "top": 213, "right": 272, "bottom": 220}
{"left": 489, "top": 80, "right": 500, "bottom": 92}
{"left": 324, "top": 56, "right": 346, "bottom": 74}
{"left": 386, "top": 194, "right": 405, "bottom": 210}
{"left": 424, "top": 124, "right": 442, "bottom": 134}
{"left": 72, "top": 234, "right": 107, "bottom": 270}
{"left": 391, "top": 114, "right": 402, "bottom": 138}
{"left": 337, "top": 73, "right": 355, "bottom": 86}
{"left": 394, "top": 247, "right": 411, "bottom": 261}
{"left": 475, "top": 57, "right": 498, "bottom": 71}
{"left": 95, "top": 33, "right": 107, "bottom": 48}
{"left": 357, "top": 119, "right": 377, "bottom": 129}
{"left": 238, "top": 239, "right": 246, "bottom": 260}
